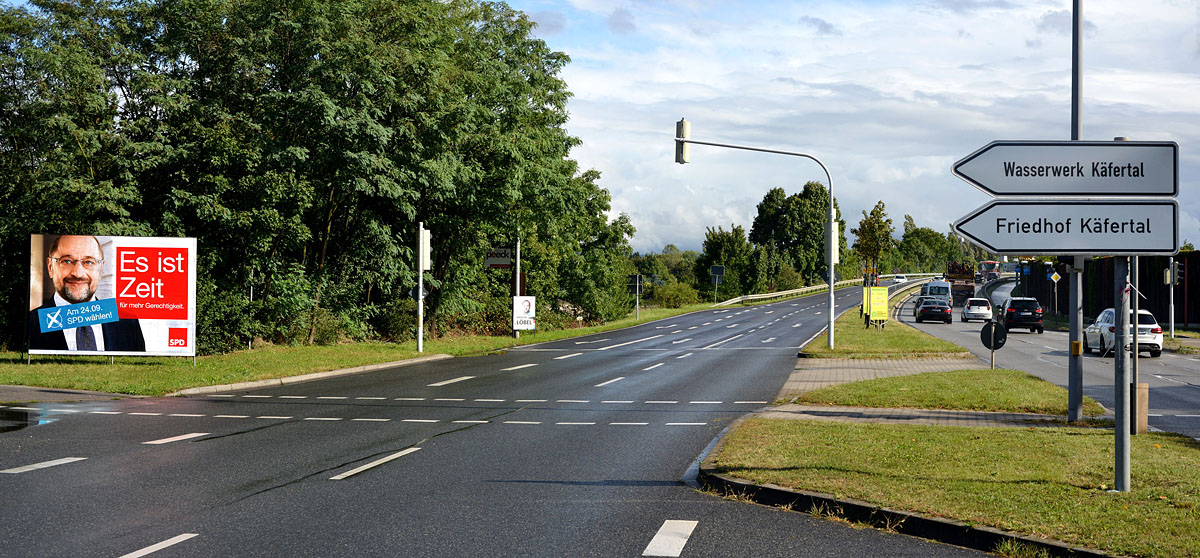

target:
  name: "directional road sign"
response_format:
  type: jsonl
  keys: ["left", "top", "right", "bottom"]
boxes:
{"left": 953, "top": 199, "right": 1179, "bottom": 256}
{"left": 953, "top": 140, "right": 1178, "bottom": 197}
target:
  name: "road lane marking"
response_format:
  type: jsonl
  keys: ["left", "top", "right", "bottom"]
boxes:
{"left": 474, "top": 398, "right": 505, "bottom": 402}
{"left": 1, "top": 457, "right": 87, "bottom": 474}
{"left": 598, "top": 334, "right": 663, "bottom": 351}
{"left": 214, "top": 415, "right": 249, "bottom": 419}
{"left": 353, "top": 418, "right": 391, "bottom": 422}
{"left": 735, "top": 401, "right": 769, "bottom": 404}
{"left": 687, "top": 326, "right": 697, "bottom": 330}
{"left": 90, "top": 411, "right": 123, "bottom": 415}
{"left": 555, "top": 352, "right": 583, "bottom": 360}
{"left": 143, "top": 432, "right": 209, "bottom": 445}
{"left": 318, "top": 396, "right": 348, "bottom": 400}
{"left": 556, "top": 422, "right": 595, "bottom": 425}
{"left": 304, "top": 417, "right": 343, "bottom": 421}
{"left": 434, "top": 398, "right": 465, "bottom": 401}
{"left": 279, "top": 395, "right": 307, "bottom": 399}
{"left": 330, "top": 448, "right": 421, "bottom": 480}
{"left": 761, "top": 337, "right": 777, "bottom": 343}
{"left": 257, "top": 416, "right": 292, "bottom": 420}
{"left": 243, "top": 395, "right": 271, "bottom": 398}
{"left": 689, "top": 401, "right": 722, "bottom": 404}
{"left": 643, "top": 363, "right": 664, "bottom": 371}
{"left": 611, "top": 422, "right": 649, "bottom": 425}
{"left": 129, "top": 412, "right": 162, "bottom": 416}
{"left": 557, "top": 399, "right": 589, "bottom": 403}
{"left": 655, "top": 324, "right": 679, "bottom": 329}
{"left": 596, "top": 377, "right": 626, "bottom": 387}
{"left": 453, "top": 420, "right": 489, "bottom": 424}
{"left": 515, "top": 399, "right": 548, "bottom": 403}
{"left": 646, "top": 400, "right": 678, "bottom": 404}
{"left": 502, "top": 364, "right": 538, "bottom": 371}
{"left": 671, "top": 330, "right": 683, "bottom": 334}
{"left": 169, "top": 413, "right": 204, "bottom": 417}
{"left": 666, "top": 423, "right": 708, "bottom": 426}
{"left": 671, "top": 338, "right": 691, "bottom": 344}
{"left": 395, "top": 397, "right": 426, "bottom": 401}
{"left": 402, "top": 419, "right": 439, "bottom": 423}
{"left": 642, "top": 520, "right": 698, "bottom": 557}
{"left": 701, "top": 334, "right": 743, "bottom": 349}
{"left": 574, "top": 338, "right": 610, "bottom": 344}
{"left": 505, "top": 420, "right": 541, "bottom": 424}
{"left": 427, "top": 376, "right": 475, "bottom": 387}
{"left": 119, "top": 533, "right": 199, "bottom": 558}
{"left": 356, "top": 397, "right": 387, "bottom": 400}
{"left": 676, "top": 353, "right": 694, "bottom": 359}
{"left": 603, "top": 400, "right": 635, "bottom": 404}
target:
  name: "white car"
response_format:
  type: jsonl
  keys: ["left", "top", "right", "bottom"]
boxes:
{"left": 893, "top": 274, "right": 907, "bottom": 283}
{"left": 960, "top": 298, "right": 992, "bottom": 323}
{"left": 1082, "top": 308, "right": 1163, "bottom": 358}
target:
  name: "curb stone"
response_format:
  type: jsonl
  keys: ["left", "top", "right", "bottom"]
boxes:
{"left": 167, "top": 354, "right": 453, "bottom": 396}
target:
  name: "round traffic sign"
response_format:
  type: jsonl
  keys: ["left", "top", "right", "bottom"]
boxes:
{"left": 980, "top": 321, "right": 1007, "bottom": 350}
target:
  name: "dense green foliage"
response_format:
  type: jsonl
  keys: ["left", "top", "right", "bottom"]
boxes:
{"left": 0, "top": 0, "right": 635, "bottom": 353}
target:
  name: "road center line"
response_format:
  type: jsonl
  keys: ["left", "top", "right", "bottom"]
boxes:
{"left": 330, "top": 448, "right": 421, "bottom": 480}
{"left": 554, "top": 352, "right": 584, "bottom": 360}
{"left": 427, "top": 376, "right": 475, "bottom": 387}
{"left": 597, "top": 334, "right": 663, "bottom": 351}
{"left": 119, "top": 533, "right": 199, "bottom": 558}
{"left": 643, "top": 363, "right": 664, "bottom": 371}
{"left": 502, "top": 364, "right": 538, "bottom": 371}
{"left": 596, "top": 377, "right": 626, "bottom": 387}
{"left": 1, "top": 457, "right": 87, "bottom": 474}
{"left": 143, "top": 432, "right": 209, "bottom": 445}
{"left": 642, "top": 520, "right": 698, "bottom": 557}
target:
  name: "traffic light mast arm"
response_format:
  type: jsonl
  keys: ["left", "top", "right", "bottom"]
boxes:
{"left": 673, "top": 122, "right": 837, "bottom": 349}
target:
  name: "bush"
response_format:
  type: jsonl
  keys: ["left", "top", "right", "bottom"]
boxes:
{"left": 652, "top": 282, "right": 700, "bottom": 308}
{"left": 371, "top": 298, "right": 418, "bottom": 342}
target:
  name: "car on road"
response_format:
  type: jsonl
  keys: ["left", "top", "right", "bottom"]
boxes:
{"left": 1083, "top": 308, "right": 1163, "bottom": 357}
{"left": 915, "top": 299, "right": 953, "bottom": 324}
{"left": 999, "top": 296, "right": 1043, "bottom": 333}
{"left": 960, "top": 298, "right": 992, "bottom": 322}
{"left": 893, "top": 274, "right": 907, "bottom": 283}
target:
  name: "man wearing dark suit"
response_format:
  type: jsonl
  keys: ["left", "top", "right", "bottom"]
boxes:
{"left": 27, "top": 235, "right": 145, "bottom": 352}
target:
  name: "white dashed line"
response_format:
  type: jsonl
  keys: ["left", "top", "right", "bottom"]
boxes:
{"left": 598, "top": 335, "right": 663, "bottom": 351}
{"left": 214, "top": 415, "right": 249, "bottom": 419}
{"left": 395, "top": 397, "right": 425, "bottom": 401}
{"left": 701, "top": 334, "right": 743, "bottom": 349}
{"left": 515, "top": 399, "right": 548, "bottom": 403}
{"left": 303, "top": 417, "right": 342, "bottom": 421}
{"left": 129, "top": 412, "right": 162, "bottom": 416}
{"left": 672, "top": 338, "right": 692, "bottom": 344}
{"left": 602, "top": 400, "right": 635, "bottom": 404}
{"left": 502, "top": 364, "right": 538, "bottom": 371}
{"left": 1, "top": 457, "right": 88, "bottom": 474}
{"left": 243, "top": 395, "right": 271, "bottom": 398}
{"left": 666, "top": 423, "right": 708, "bottom": 426}
{"left": 646, "top": 400, "right": 678, "bottom": 404}
{"left": 643, "top": 363, "right": 664, "bottom": 371}
{"left": 143, "top": 432, "right": 209, "bottom": 445}
{"left": 611, "top": 422, "right": 650, "bottom": 426}
{"left": 689, "top": 401, "right": 722, "bottom": 405}
{"left": 453, "top": 420, "right": 489, "bottom": 424}
{"left": 119, "top": 533, "right": 199, "bottom": 558}
{"left": 434, "top": 398, "right": 465, "bottom": 402}
{"left": 555, "top": 352, "right": 583, "bottom": 360}
{"left": 317, "top": 396, "right": 348, "bottom": 400}
{"left": 330, "top": 448, "right": 421, "bottom": 480}
{"left": 352, "top": 418, "right": 391, "bottom": 422}
{"left": 257, "top": 416, "right": 292, "bottom": 420}
{"left": 169, "top": 413, "right": 204, "bottom": 417}
{"left": 734, "top": 401, "right": 769, "bottom": 404}
{"left": 557, "top": 399, "right": 589, "bottom": 403}
{"left": 505, "top": 420, "right": 541, "bottom": 425}
{"left": 279, "top": 395, "right": 307, "bottom": 399}
{"left": 428, "top": 376, "right": 475, "bottom": 387}
{"left": 90, "top": 411, "right": 122, "bottom": 415}
{"left": 642, "top": 520, "right": 698, "bottom": 557}
{"left": 596, "top": 377, "right": 626, "bottom": 387}
{"left": 676, "top": 353, "right": 694, "bottom": 359}
{"left": 401, "top": 419, "right": 439, "bottom": 423}
{"left": 356, "top": 397, "right": 387, "bottom": 400}
{"left": 556, "top": 422, "right": 596, "bottom": 425}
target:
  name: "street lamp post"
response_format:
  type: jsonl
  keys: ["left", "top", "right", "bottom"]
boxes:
{"left": 674, "top": 118, "right": 838, "bottom": 349}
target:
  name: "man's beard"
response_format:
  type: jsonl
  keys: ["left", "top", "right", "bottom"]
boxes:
{"left": 59, "top": 281, "right": 95, "bottom": 304}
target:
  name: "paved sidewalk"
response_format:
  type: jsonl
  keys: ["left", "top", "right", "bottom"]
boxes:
{"left": 770, "top": 355, "right": 1068, "bottom": 428}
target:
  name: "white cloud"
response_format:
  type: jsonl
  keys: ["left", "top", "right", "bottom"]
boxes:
{"left": 508, "top": 0, "right": 1200, "bottom": 253}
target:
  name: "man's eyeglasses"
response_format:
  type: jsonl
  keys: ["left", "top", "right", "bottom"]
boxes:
{"left": 50, "top": 257, "right": 103, "bottom": 270}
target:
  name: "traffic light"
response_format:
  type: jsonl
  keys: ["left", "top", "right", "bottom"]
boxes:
{"left": 674, "top": 118, "right": 690, "bottom": 164}
{"left": 1176, "top": 261, "right": 1185, "bottom": 285}
{"left": 420, "top": 227, "right": 432, "bottom": 271}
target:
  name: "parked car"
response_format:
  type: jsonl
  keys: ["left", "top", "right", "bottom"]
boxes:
{"left": 916, "top": 299, "right": 953, "bottom": 324}
{"left": 960, "top": 298, "right": 992, "bottom": 323}
{"left": 1082, "top": 308, "right": 1163, "bottom": 357}
{"left": 999, "top": 297, "right": 1043, "bottom": 333}
{"left": 893, "top": 274, "right": 907, "bottom": 283}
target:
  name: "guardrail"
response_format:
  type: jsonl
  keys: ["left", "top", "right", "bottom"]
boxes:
{"left": 712, "top": 278, "right": 864, "bottom": 307}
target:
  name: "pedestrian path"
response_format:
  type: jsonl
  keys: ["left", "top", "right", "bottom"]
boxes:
{"left": 770, "top": 355, "right": 1066, "bottom": 428}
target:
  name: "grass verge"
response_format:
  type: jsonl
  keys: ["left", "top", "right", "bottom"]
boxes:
{"left": 796, "top": 368, "right": 1107, "bottom": 417}
{"left": 711, "top": 419, "right": 1200, "bottom": 558}
{"left": 803, "top": 284, "right": 966, "bottom": 357}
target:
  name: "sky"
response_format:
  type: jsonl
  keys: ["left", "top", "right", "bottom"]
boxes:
{"left": 503, "top": 0, "right": 1200, "bottom": 254}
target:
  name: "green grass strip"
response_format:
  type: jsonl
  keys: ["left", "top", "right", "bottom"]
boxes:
{"left": 797, "top": 369, "right": 1106, "bottom": 417}
{"left": 713, "top": 419, "right": 1200, "bottom": 558}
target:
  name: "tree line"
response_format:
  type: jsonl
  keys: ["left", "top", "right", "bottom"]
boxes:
{"left": 631, "top": 190, "right": 990, "bottom": 306}
{"left": 0, "top": 0, "right": 635, "bottom": 353}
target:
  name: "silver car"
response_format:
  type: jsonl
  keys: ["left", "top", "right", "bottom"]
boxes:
{"left": 960, "top": 298, "right": 992, "bottom": 323}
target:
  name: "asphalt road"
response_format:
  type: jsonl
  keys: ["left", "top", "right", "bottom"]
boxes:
{"left": 0, "top": 286, "right": 984, "bottom": 557}
{"left": 899, "top": 281, "right": 1200, "bottom": 440}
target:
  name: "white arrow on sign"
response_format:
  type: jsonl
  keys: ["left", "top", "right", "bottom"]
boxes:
{"left": 953, "top": 199, "right": 1178, "bottom": 256}
{"left": 953, "top": 140, "right": 1177, "bottom": 197}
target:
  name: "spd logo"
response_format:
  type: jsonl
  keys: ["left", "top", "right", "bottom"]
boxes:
{"left": 168, "top": 328, "right": 188, "bottom": 348}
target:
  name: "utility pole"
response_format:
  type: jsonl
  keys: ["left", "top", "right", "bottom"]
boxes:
{"left": 1066, "top": 0, "right": 1085, "bottom": 423}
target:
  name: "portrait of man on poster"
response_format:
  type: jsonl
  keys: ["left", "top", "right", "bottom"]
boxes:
{"left": 27, "top": 234, "right": 145, "bottom": 352}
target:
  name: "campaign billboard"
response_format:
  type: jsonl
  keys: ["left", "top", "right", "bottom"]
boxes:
{"left": 28, "top": 235, "right": 198, "bottom": 356}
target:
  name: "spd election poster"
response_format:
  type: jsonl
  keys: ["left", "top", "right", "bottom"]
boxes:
{"left": 28, "top": 234, "right": 198, "bottom": 356}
